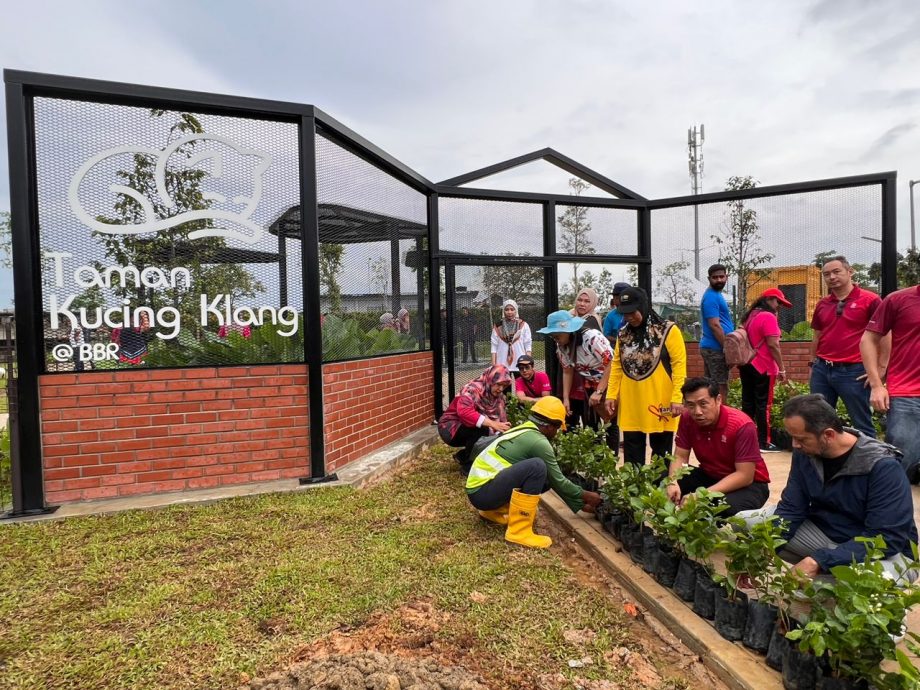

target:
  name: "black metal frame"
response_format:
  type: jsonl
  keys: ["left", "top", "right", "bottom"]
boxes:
{"left": 3, "top": 69, "right": 900, "bottom": 510}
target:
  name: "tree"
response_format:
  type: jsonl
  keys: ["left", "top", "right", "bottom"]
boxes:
{"left": 711, "top": 176, "right": 774, "bottom": 320}
{"left": 480, "top": 254, "right": 544, "bottom": 304}
{"left": 369, "top": 257, "right": 390, "bottom": 311}
{"left": 557, "top": 178, "right": 595, "bottom": 293}
{"left": 655, "top": 259, "right": 696, "bottom": 305}
{"left": 319, "top": 243, "right": 345, "bottom": 314}
{"left": 897, "top": 248, "right": 920, "bottom": 287}
{"left": 0, "top": 211, "right": 11, "bottom": 269}
{"left": 559, "top": 267, "right": 617, "bottom": 307}
{"left": 94, "top": 111, "right": 263, "bottom": 337}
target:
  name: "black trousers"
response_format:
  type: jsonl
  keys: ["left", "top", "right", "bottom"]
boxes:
{"left": 438, "top": 423, "right": 488, "bottom": 468}
{"left": 623, "top": 431, "right": 674, "bottom": 466}
{"left": 467, "top": 458, "right": 548, "bottom": 510}
{"left": 739, "top": 363, "right": 772, "bottom": 447}
{"left": 676, "top": 466, "right": 770, "bottom": 516}
{"left": 461, "top": 337, "right": 477, "bottom": 362}
{"left": 567, "top": 398, "right": 620, "bottom": 453}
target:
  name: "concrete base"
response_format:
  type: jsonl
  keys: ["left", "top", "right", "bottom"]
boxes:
{"left": 4, "top": 425, "right": 440, "bottom": 524}
{"left": 541, "top": 493, "right": 783, "bottom": 690}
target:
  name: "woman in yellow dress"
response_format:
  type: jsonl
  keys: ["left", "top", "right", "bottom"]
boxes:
{"left": 605, "top": 287, "right": 686, "bottom": 466}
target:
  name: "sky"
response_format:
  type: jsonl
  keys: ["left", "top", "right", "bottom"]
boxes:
{"left": 1, "top": 0, "right": 919, "bottom": 308}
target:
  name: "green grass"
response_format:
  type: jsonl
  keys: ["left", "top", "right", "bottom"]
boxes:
{"left": 0, "top": 447, "right": 676, "bottom": 689}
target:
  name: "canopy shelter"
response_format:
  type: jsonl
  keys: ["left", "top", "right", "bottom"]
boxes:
{"left": 269, "top": 203, "right": 429, "bottom": 315}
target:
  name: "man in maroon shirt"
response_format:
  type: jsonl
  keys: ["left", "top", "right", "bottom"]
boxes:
{"left": 862, "top": 284, "right": 920, "bottom": 482}
{"left": 809, "top": 256, "right": 882, "bottom": 437}
{"left": 666, "top": 377, "right": 771, "bottom": 516}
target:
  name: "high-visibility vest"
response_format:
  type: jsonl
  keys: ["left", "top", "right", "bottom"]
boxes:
{"left": 466, "top": 421, "right": 539, "bottom": 490}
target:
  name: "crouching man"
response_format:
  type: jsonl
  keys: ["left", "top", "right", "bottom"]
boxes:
{"left": 739, "top": 394, "right": 918, "bottom": 581}
{"left": 666, "top": 377, "right": 771, "bottom": 516}
{"left": 465, "top": 396, "right": 602, "bottom": 549}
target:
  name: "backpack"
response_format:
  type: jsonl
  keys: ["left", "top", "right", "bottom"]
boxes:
{"left": 723, "top": 326, "right": 757, "bottom": 368}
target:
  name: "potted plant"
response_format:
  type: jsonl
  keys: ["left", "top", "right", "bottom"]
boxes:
{"left": 712, "top": 521, "right": 751, "bottom": 641}
{"left": 663, "top": 487, "right": 728, "bottom": 602}
{"left": 644, "top": 463, "right": 694, "bottom": 587}
{"left": 737, "top": 516, "right": 790, "bottom": 654}
{"left": 622, "top": 456, "right": 670, "bottom": 566}
{"left": 786, "top": 537, "right": 920, "bottom": 689}
{"left": 504, "top": 392, "right": 532, "bottom": 427}
{"left": 600, "top": 461, "right": 641, "bottom": 540}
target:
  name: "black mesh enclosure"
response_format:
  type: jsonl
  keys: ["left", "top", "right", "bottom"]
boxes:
{"left": 438, "top": 197, "right": 543, "bottom": 256}
{"left": 555, "top": 205, "right": 638, "bottom": 257}
{"left": 315, "top": 132, "right": 428, "bottom": 362}
{"left": 650, "top": 185, "right": 884, "bottom": 338}
{"left": 33, "top": 97, "right": 303, "bottom": 371}
{"left": 446, "top": 263, "right": 549, "bottom": 402}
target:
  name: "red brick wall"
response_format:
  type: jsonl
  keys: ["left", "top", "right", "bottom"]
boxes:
{"left": 39, "top": 365, "right": 310, "bottom": 504}
{"left": 322, "top": 352, "right": 434, "bottom": 472}
{"left": 685, "top": 341, "right": 813, "bottom": 383}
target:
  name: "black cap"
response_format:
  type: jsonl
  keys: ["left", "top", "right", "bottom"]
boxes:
{"left": 612, "top": 282, "right": 631, "bottom": 296}
{"left": 517, "top": 354, "right": 535, "bottom": 367}
{"left": 616, "top": 287, "right": 644, "bottom": 314}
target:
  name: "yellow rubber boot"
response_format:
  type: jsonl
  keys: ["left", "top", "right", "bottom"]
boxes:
{"left": 505, "top": 490, "right": 552, "bottom": 549}
{"left": 478, "top": 503, "right": 509, "bottom": 525}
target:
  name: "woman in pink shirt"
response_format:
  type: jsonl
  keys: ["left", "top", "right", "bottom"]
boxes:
{"left": 438, "top": 365, "right": 513, "bottom": 472}
{"left": 739, "top": 288, "right": 790, "bottom": 452}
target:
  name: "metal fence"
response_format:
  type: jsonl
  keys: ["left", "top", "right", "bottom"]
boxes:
{"left": 3, "top": 71, "right": 899, "bottom": 513}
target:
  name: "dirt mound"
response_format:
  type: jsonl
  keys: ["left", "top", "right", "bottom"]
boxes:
{"left": 244, "top": 651, "right": 488, "bottom": 690}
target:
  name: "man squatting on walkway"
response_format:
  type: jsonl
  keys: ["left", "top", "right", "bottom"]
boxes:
{"left": 666, "top": 377, "right": 771, "bottom": 517}
{"left": 465, "top": 396, "right": 602, "bottom": 549}
{"left": 739, "top": 394, "right": 918, "bottom": 582}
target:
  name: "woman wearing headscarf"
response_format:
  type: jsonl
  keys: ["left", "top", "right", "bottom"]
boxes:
{"left": 566, "top": 286, "right": 604, "bottom": 433}
{"left": 491, "top": 299, "right": 532, "bottom": 376}
{"left": 570, "top": 287, "right": 602, "bottom": 331}
{"left": 438, "top": 364, "right": 514, "bottom": 472}
{"left": 538, "top": 310, "right": 615, "bottom": 436}
{"left": 396, "top": 308, "right": 411, "bottom": 334}
{"left": 604, "top": 287, "right": 687, "bottom": 466}
{"left": 379, "top": 312, "right": 398, "bottom": 331}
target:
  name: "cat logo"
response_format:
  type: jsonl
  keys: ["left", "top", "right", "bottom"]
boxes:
{"left": 68, "top": 134, "right": 272, "bottom": 245}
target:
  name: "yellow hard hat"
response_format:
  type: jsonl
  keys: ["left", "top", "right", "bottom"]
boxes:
{"left": 531, "top": 396, "right": 567, "bottom": 431}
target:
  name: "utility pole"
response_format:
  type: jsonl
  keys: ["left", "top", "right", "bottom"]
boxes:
{"left": 910, "top": 179, "right": 918, "bottom": 252}
{"left": 688, "top": 124, "right": 705, "bottom": 279}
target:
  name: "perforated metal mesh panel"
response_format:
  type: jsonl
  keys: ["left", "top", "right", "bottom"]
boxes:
{"left": 438, "top": 197, "right": 543, "bottom": 256}
{"left": 445, "top": 263, "right": 549, "bottom": 402}
{"left": 555, "top": 205, "right": 638, "bottom": 256}
{"left": 650, "top": 185, "right": 883, "bottom": 337}
{"left": 315, "top": 133, "right": 429, "bottom": 362}
{"left": 33, "top": 97, "right": 303, "bottom": 371}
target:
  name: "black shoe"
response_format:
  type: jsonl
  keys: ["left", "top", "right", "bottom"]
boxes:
{"left": 760, "top": 443, "right": 781, "bottom": 453}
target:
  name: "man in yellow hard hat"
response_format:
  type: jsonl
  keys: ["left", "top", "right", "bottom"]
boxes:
{"left": 465, "top": 396, "right": 603, "bottom": 548}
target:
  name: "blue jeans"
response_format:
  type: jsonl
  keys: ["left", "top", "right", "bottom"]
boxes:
{"left": 887, "top": 397, "right": 920, "bottom": 480}
{"left": 809, "top": 360, "right": 875, "bottom": 438}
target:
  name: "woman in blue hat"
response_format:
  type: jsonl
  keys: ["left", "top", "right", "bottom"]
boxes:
{"left": 538, "top": 310, "right": 614, "bottom": 432}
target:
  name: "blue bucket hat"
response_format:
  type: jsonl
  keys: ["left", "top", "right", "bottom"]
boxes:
{"left": 537, "top": 310, "right": 586, "bottom": 334}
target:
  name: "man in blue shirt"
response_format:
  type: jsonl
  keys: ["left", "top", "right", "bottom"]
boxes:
{"left": 699, "top": 264, "right": 734, "bottom": 401}
{"left": 603, "top": 282, "right": 631, "bottom": 345}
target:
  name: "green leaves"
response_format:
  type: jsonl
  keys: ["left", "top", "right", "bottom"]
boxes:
{"left": 788, "top": 537, "right": 920, "bottom": 686}
{"left": 552, "top": 422, "right": 617, "bottom": 481}
{"left": 504, "top": 393, "right": 532, "bottom": 427}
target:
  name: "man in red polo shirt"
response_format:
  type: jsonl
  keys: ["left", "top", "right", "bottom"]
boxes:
{"left": 861, "top": 283, "right": 920, "bottom": 482}
{"left": 809, "top": 255, "right": 881, "bottom": 437}
{"left": 666, "top": 377, "right": 771, "bottom": 516}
